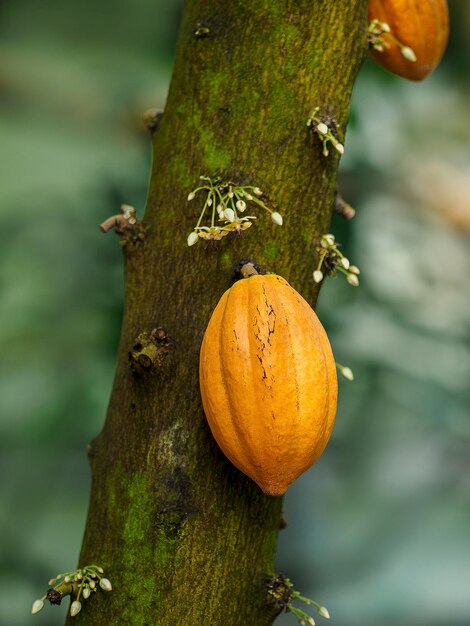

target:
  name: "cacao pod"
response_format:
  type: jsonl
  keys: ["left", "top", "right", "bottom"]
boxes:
{"left": 369, "top": 0, "right": 449, "bottom": 81}
{"left": 199, "top": 274, "right": 337, "bottom": 496}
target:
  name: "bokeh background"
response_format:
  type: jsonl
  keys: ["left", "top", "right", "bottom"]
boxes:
{"left": 1, "top": 1, "right": 469, "bottom": 625}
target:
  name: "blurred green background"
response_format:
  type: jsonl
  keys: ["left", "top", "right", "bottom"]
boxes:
{"left": 1, "top": 1, "right": 469, "bottom": 625}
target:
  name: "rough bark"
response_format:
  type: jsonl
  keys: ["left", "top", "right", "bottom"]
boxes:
{"left": 69, "top": 1, "right": 367, "bottom": 624}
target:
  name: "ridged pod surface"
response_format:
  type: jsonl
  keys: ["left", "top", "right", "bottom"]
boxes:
{"left": 369, "top": 0, "right": 449, "bottom": 81}
{"left": 199, "top": 275, "right": 337, "bottom": 496}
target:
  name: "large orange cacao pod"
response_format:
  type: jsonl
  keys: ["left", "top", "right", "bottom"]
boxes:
{"left": 199, "top": 274, "right": 337, "bottom": 496}
{"left": 369, "top": 0, "right": 449, "bottom": 81}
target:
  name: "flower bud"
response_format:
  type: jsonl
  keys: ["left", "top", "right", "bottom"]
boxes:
{"left": 187, "top": 192, "right": 195, "bottom": 201}
{"left": 99, "top": 578, "right": 113, "bottom": 592}
{"left": 339, "top": 366, "right": 354, "bottom": 381}
{"left": 236, "top": 200, "right": 246, "bottom": 211}
{"left": 313, "top": 270, "right": 324, "bottom": 283}
{"left": 324, "top": 234, "right": 335, "bottom": 245}
{"left": 223, "top": 208, "right": 235, "bottom": 222}
{"left": 346, "top": 274, "right": 359, "bottom": 287}
{"left": 70, "top": 601, "right": 82, "bottom": 617}
{"left": 32, "top": 599, "right": 44, "bottom": 615}
{"left": 187, "top": 232, "right": 199, "bottom": 246}
{"left": 271, "top": 212, "right": 283, "bottom": 226}
{"left": 83, "top": 587, "right": 91, "bottom": 599}
{"left": 335, "top": 143, "right": 345, "bottom": 155}
{"left": 349, "top": 265, "right": 360, "bottom": 275}
{"left": 401, "top": 46, "right": 417, "bottom": 62}
{"left": 318, "top": 606, "right": 331, "bottom": 619}
{"left": 341, "top": 257, "right": 350, "bottom": 269}
{"left": 316, "top": 122, "right": 328, "bottom": 135}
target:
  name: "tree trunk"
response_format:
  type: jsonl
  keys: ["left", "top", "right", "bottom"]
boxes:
{"left": 70, "top": 1, "right": 367, "bottom": 624}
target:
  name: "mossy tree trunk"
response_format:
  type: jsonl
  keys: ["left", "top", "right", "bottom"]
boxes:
{"left": 69, "top": 1, "right": 367, "bottom": 624}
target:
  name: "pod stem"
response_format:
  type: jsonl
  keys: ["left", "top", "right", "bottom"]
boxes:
{"left": 235, "top": 259, "right": 264, "bottom": 279}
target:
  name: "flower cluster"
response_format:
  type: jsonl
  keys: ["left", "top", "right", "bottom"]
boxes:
{"left": 32, "top": 564, "right": 112, "bottom": 618}
{"left": 307, "top": 108, "right": 344, "bottom": 158}
{"left": 368, "top": 19, "right": 417, "bottom": 62}
{"left": 186, "top": 176, "right": 283, "bottom": 245}
{"left": 267, "top": 575, "right": 330, "bottom": 626}
{"left": 313, "top": 234, "right": 360, "bottom": 287}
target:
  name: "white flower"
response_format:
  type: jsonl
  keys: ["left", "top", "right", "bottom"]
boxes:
{"left": 324, "top": 234, "right": 335, "bottom": 245}
{"left": 401, "top": 46, "right": 417, "bottom": 62}
{"left": 31, "top": 599, "right": 44, "bottom": 615}
{"left": 316, "top": 122, "right": 328, "bottom": 135}
{"left": 99, "top": 578, "right": 113, "bottom": 592}
{"left": 341, "top": 257, "right": 350, "bottom": 269}
{"left": 318, "top": 606, "right": 331, "bottom": 619}
{"left": 335, "top": 142, "right": 345, "bottom": 155}
{"left": 271, "top": 212, "right": 283, "bottom": 226}
{"left": 187, "top": 232, "right": 199, "bottom": 246}
{"left": 70, "top": 601, "right": 82, "bottom": 617}
{"left": 187, "top": 192, "right": 195, "bottom": 201}
{"left": 83, "top": 587, "right": 91, "bottom": 599}
{"left": 313, "top": 270, "right": 324, "bottom": 283}
{"left": 236, "top": 200, "right": 246, "bottom": 211}
{"left": 347, "top": 273, "right": 359, "bottom": 287}
{"left": 253, "top": 187, "right": 263, "bottom": 196}
{"left": 349, "top": 265, "right": 360, "bottom": 275}
{"left": 64, "top": 576, "right": 70, "bottom": 583}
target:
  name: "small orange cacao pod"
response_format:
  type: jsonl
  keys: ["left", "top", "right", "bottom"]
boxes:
{"left": 369, "top": 0, "right": 449, "bottom": 81}
{"left": 199, "top": 274, "right": 337, "bottom": 496}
